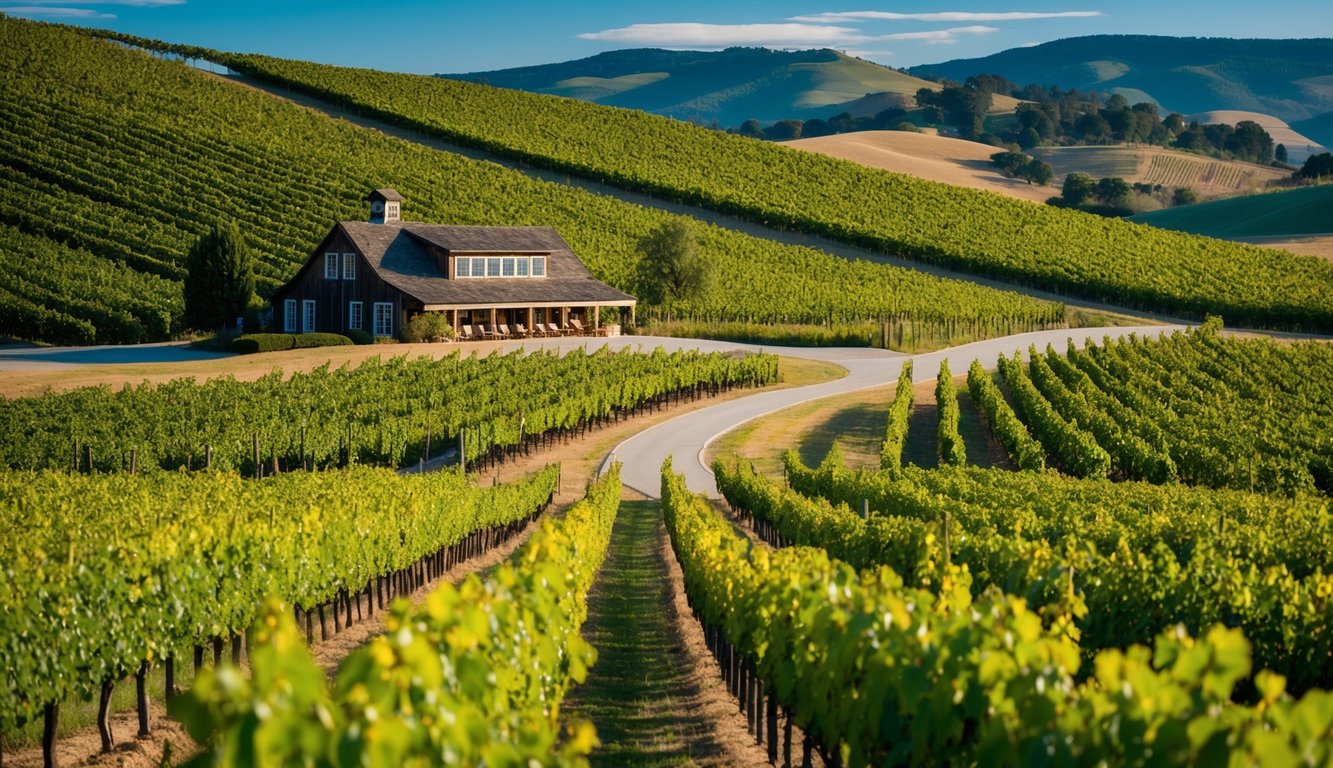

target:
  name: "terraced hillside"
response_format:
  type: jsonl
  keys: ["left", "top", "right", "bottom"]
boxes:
{"left": 0, "top": 18, "right": 1063, "bottom": 347}
{"left": 1031, "top": 145, "right": 1289, "bottom": 197}
{"left": 163, "top": 41, "right": 1333, "bottom": 331}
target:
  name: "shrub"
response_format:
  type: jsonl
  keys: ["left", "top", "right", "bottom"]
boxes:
{"left": 345, "top": 328, "right": 374, "bottom": 345}
{"left": 230, "top": 333, "right": 295, "bottom": 354}
{"left": 403, "top": 312, "right": 454, "bottom": 343}
{"left": 292, "top": 332, "right": 353, "bottom": 349}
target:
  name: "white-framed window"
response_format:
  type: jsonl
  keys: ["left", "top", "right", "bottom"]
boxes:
{"left": 342, "top": 253, "right": 356, "bottom": 280}
{"left": 324, "top": 253, "right": 338, "bottom": 280}
{"left": 454, "top": 255, "right": 549, "bottom": 279}
{"left": 386, "top": 202, "right": 399, "bottom": 221}
{"left": 348, "top": 301, "right": 363, "bottom": 330}
{"left": 373, "top": 302, "right": 393, "bottom": 337}
{"left": 283, "top": 299, "right": 297, "bottom": 333}
{"left": 302, "top": 300, "right": 316, "bottom": 333}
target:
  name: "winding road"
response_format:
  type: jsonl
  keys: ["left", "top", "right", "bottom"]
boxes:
{"left": 603, "top": 324, "right": 1186, "bottom": 498}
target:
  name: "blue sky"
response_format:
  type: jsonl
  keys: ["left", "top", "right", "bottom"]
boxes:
{"left": 4, "top": 0, "right": 1330, "bottom": 74}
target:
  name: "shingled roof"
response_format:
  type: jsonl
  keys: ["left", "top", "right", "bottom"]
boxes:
{"left": 338, "top": 222, "right": 636, "bottom": 308}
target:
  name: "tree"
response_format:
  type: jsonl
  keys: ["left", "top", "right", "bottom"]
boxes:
{"left": 763, "top": 120, "right": 803, "bottom": 141}
{"left": 1298, "top": 152, "right": 1333, "bottom": 180}
{"left": 183, "top": 220, "right": 254, "bottom": 331}
{"left": 738, "top": 119, "right": 764, "bottom": 138}
{"left": 1025, "top": 159, "right": 1054, "bottom": 186}
{"left": 990, "top": 150, "right": 1029, "bottom": 176}
{"left": 1275, "top": 144, "right": 1289, "bottom": 164}
{"left": 1095, "top": 177, "right": 1133, "bottom": 207}
{"left": 1173, "top": 188, "right": 1200, "bottom": 207}
{"left": 1061, "top": 173, "right": 1096, "bottom": 206}
{"left": 635, "top": 222, "right": 715, "bottom": 311}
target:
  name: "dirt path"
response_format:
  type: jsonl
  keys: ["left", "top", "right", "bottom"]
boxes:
{"left": 901, "top": 379, "right": 939, "bottom": 470}
{"left": 566, "top": 500, "right": 774, "bottom": 767}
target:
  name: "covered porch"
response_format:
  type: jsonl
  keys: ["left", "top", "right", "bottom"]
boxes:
{"left": 422, "top": 300, "right": 637, "bottom": 341}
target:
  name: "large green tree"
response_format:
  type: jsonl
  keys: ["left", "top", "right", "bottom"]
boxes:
{"left": 183, "top": 220, "right": 254, "bottom": 331}
{"left": 635, "top": 221, "right": 715, "bottom": 312}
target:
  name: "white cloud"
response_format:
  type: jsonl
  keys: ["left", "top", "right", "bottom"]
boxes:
{"left": 2, "top": 6, "right": 116, "bottom": 17}
{"left": 577, "top": 22, "right": 882, "bottom": 48}
{"left": 791, "top": 11, "right": 1103, "bottom": 23}
{"left": 880, "top": 25, "right": 998, "bottom": 44}
{"left": 577, "top": 21, "right": 997, "bottom": 49}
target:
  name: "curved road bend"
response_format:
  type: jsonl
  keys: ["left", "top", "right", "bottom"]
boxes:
{"left": 605, "top": 324, "right": 1186, "bottom": 499}
{"left": 209, "top": 69, "right": 1177, "bottom": 323}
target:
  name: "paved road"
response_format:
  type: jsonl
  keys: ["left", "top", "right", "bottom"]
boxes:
{"left": 0, "top": 341, "right": 232, "bottom": 371}
{"left": 605, "top": 325, "right": 1187, "bottom": 499}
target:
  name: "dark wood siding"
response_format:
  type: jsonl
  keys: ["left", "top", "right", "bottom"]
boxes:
{"left": 270, "top": 229, "right": 419, "bottom": 338}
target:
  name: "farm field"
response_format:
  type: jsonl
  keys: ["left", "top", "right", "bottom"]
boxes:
{"left": 91, "top": 27, "right": 1333, "bottom": 331}
{"left": 0, "top": 18, "right": 1063, "bottom": 351}
{"left": 782, "top": 130, "right": 1056, "bottom": 204}
{"left": 6, "top": 10, "right": 1333, "bottom": 768}
{"left": 1030, "top": 144, "right": 1290, "bottom": 197}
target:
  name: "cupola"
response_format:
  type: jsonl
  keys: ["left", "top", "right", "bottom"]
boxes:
{"left": 365, "top": 188, "right": 404, "bottom": 224}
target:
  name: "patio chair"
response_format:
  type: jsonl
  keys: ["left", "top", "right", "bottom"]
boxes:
{"left": 496, "top": 324, "right": 513, "bottom": 339}
{"left": 569, "top": 318, "right": 586, "bottom": 335}
{"left": 513, "top": 323, "right": 530, "bottom": 338}
{"left": 533, "top": 323, "right": 550, "bottom": 337}
{"left": 457, "top": 324, "right": 474, "bottom": 341}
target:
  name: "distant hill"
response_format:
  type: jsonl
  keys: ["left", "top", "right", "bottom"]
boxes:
{"left": 783, "top": 130, "right": 1056, "bottom": 204}
{"left": 1186, "top": 111, "right": 1327, "bottom": 164}
{"left": 444, "top": 47, "right": 942, "bottom": 127}
{"left": 1030, "top": 145, "right": 1289, "bottom": 197}
{"left": 1131, "top": 184, "right": 1333, "bottom": 238}
{"left": 910, "top": 35, "right": 1333, "bottom": 124}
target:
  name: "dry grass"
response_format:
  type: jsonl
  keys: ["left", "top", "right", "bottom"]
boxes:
{"left": 1032, "top": 145, "right": 1289, "bottom": 199}
{"left": 1188, "top": 111, "right": 1328, "bottom": 164}
{"left": 782, "top": 130, "right": 1055, "bottom": 204}
{"left": 1241, "top": 234, "right": 1333, "bottom": 262}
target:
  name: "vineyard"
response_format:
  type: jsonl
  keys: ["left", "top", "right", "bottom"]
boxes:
{"left": 670, "top": 460, "right": 1333, "bottom": 765}
{"left": 0, "top": 346, "right": 778, "bottom": 472}
{"left": 0, "top": 17, "right": 1063, "bottom": 349}
{"left": 0, "top": 463, "right": 564, "bottom": 761}
{"left": 87, "top": 30, "right": 1333, "bottom": 331}
{"left": 981, "top": 321, "right": 1333, "bottom": 495}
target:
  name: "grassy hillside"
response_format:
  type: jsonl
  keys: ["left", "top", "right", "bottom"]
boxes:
{"left": 0, "top": 18, "right": 1063, "bottom": 347}
{"left": 181, "top": 45, "right": 1333, "bottom": 331}
{"left": 1187, "top": 110, "right": 1327, "bottom": 164}
{"left": 1131, "top": 185, "right": 1333, "bottom": 238}
{"left": 910, "top": 35, "right": 1333, "bottom": 124}
{"left": 447, "top": 47, "right": 940, "bottom": 126}
{"left": 782, "top": 131, "right": 1055, "bottom": 204}
{"left": 1031, "top": 145, "right": 1289, "bottom": 197}
{"left": 1293, "top": 110, "right": 1333, "bottom": 152}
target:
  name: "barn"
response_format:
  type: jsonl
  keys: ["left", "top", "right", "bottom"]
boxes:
{"left": 269, "top": 189, "right": 637, "bottom": 340}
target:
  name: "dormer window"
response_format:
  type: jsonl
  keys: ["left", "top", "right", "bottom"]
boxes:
{"left": 453, "top": 255, "right": 549, "bottom": 279}
{"left": 385, "top": 202, "right": 400, "bottom": 222}
{"left": 365, "top": 188, "right": 404, "bottom": 224}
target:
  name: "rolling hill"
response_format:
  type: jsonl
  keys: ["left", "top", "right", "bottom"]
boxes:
{"left": 1187, "top": 110, "right": 1327, "bottom": 164}
{"left": 0, "top": 18, "right": 1063, "bottom": 347}
{"left": 1131, "top": 184, "right": 1333, "bottom": 238}
{"left": 910, "top": 35, "right": 1333, "bottom": 124}
{"left": 781, "top": 131, "right": 1055, "bottom": 204}
{"left": 1030, "top": 145, "right": 1289, "bottom": 197}
{"left": 784, "top": 130, "right": 1287, "bottom": 205}
{"left": 444, "top": 47, "right": 944, "bottom": 127}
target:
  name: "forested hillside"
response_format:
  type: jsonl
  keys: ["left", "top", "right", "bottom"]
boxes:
{"left": 0, "top": 18, "right": 1061, "bottom": 346}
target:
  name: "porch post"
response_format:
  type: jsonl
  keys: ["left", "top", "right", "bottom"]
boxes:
{"left": 594, "top": 305, "right": 600, "bottom": 331}
{"left": 527, "top": 306, "right": 534, "bottom": 334}
{"left": 452, "top": 309, "right": 459, "bottom": 336}
{"left": 489, "top": 307, "right": 497, "bottom": 330}
{"left": 630, "top": 304, "right": 636, "bottom": 327}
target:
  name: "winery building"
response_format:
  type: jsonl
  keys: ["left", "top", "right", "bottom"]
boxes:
{"left": 269, "top": 189, "right": 637, "bottom": 339}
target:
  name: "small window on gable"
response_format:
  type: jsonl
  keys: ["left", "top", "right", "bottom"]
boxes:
{"left": 324, "top": 253, "right": 338, "bottom": 279}
{"left": 343, "top": 253, "right": 356, "bottom": 280}
{"left": 531, "top": 256, "right": 546, "bottom": 277}
{"left": 456, "top": 257, "right": 470, "bottom": 278}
